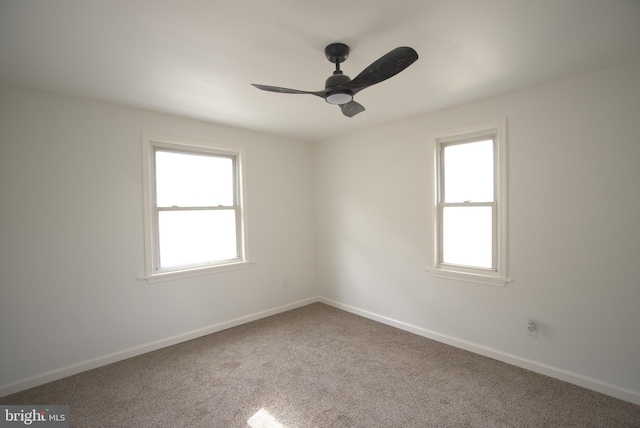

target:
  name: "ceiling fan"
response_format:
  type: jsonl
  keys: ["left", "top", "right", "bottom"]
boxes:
{"left": 252, "top": 43, "right": 418, "bottom": 117}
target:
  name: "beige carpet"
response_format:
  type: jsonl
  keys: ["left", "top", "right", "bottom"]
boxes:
{"left": 2, "top": 303, "right": 639, "bottom": 427}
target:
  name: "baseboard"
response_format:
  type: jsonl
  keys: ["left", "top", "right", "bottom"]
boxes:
{"left": 318, "top": 297, "right": 640, "bottom": 406}
{"left": 0, "top": 297, "right": 319, "bottom": 398}
{"left": 4, "top": 296, "right": 639, "bottom": 406}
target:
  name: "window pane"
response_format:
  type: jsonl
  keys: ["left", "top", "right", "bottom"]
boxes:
{"left": 443, "top": 140, "right": 493, "bottom": 202}
{"left": 155, "top": 151, "right": 234, "bottom": 207}
{"left": 158, "top": 210, "right": 238, "bottom": 268}
{"left": 442, "top": 206, "right": 492, "bottom": 269}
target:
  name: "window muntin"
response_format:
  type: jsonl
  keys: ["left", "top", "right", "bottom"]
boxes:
{"left": 429, "top": 119, "right": 509, "bottom": 286}
{"left": 142, "top": 134, "right": 250, "bottom": 282}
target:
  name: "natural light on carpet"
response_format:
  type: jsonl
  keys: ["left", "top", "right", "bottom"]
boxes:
{"left": 248, "top": 408, "right": 284, "bottom": 428}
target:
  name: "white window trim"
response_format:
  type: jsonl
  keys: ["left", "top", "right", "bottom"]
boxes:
{"left": 427, "top": 119, "right": 511, "bottom": 287}
{"left": 140, "top": 133, "right": 253, "bottom": 283}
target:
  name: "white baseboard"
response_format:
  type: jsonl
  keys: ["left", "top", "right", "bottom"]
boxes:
{"left": 4, "top": 296, "right": 639, "bottom": 406}
{"left": 0, "top": 297, "right": 318, "bottom": 398}
{"left": 318, "top": 297, "right": 640, "bottom": 406}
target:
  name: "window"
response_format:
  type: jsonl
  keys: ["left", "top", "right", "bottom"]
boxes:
{"left": 428, "top": 119, "right": 510, "bottom": 286}
{"left": 141, "top": 134, "right": 251, "bottom": 282}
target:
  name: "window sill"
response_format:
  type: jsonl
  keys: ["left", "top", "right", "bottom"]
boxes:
{"left": 140, "top": 260, "right": 255, "bottom": 284}
{"left": 426, "top": 267, "right": 512, "bottom": 287}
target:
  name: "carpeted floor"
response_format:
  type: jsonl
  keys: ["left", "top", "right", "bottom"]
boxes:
{"left": 2, "top": 303, "right": 639, "bottom": 427}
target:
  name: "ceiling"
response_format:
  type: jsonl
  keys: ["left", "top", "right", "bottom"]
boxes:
{"left": 1, "top": 0, "right": 639, "bottom": 142}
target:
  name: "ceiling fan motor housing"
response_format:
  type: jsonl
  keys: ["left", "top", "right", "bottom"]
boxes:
{"left": 325, "top": 73, "right": 352, "bottom": 104}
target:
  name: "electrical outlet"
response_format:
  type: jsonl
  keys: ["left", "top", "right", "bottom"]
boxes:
{"left": 282, "top": 278, "right": 289, "bottom": 290}
{"left": 527, "top": 319, "right": 538, "bottom": 337}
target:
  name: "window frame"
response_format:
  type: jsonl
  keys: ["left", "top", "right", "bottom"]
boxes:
{"left": 141, "top": 134, "right": 252, "bottom": 283}
{"left": 428, "top": 119, "right": 510, "bottom": 287}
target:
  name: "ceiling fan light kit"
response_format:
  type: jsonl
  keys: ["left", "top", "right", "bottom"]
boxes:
{"left": 252, "top": 42, "right": 418, "bottom": 117}
{"left": 326, "top": 92, "right": 353, "bottom": 105}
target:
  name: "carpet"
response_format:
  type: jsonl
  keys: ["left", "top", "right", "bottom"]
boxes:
{"left": 2, "top": 303, "right": 639, "bottom": 427}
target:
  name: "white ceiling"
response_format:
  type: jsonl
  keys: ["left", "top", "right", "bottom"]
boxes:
{"left": 1, "top": 0, "right": 639, "bottom": 142}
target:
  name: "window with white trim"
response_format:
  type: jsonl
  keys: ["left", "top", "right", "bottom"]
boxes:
{"left": 141, "top": 134, "right": 251, "bottom": 283}
{"left": 429, "top": 119, "right": 510, "bottom": 286}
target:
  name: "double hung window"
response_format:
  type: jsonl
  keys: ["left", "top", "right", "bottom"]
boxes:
{"left": 429, "top": 119, "right": 509, "bottom": 286}
{"left": 141, "top": 134, "right": 250, "bottom": 282}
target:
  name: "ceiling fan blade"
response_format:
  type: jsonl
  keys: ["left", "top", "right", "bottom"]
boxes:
{"left": 347, "top": 47, "right": 418, "bottom": 93}
{"left": 251, "top": 84, "right": 325, "bottom": 97}
{"left": 340, "top": 100, "right": 365, "bottom": 117}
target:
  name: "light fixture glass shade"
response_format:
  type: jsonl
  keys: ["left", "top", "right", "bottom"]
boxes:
{"left": 325, "top": 92, "right": 353, "bottom": 105}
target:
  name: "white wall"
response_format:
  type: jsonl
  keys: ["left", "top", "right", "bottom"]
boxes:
{"left": 315, "top": 61, "right": 640, "bottom": 403}
{"left": 2, "top": 61, "right": 639, "bottom": 404}
{"left": 0, "top": 84, "right": 317, "bottom": 391}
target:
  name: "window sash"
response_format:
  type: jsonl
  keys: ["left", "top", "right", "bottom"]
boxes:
{"left": 153, "top": 206, "right": 242, "bottom": 271}
{"left": 439, "top": 139, "right": 495, "bottom": 204}
{"left": 437, "top": 137, "right": 497, "bottom": 272}
{"left": 436, "top": 202, "right": 497, "bottom": 272}
{"left": 152, "top": 147, "right": 238, "bottom": 207}
{"left": 151, "top": 148, "right": 242, "bottom": 272}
